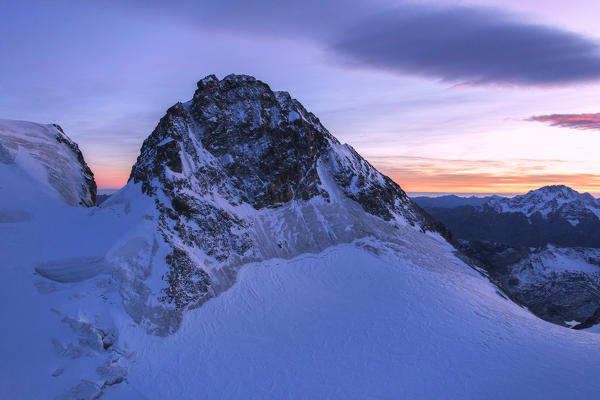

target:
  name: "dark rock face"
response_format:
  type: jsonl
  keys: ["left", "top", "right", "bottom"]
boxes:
{"left": 426, "top": 206, "right": 600, "bottom": 248}
{"left": 129, "top": 74, "right": 449, "bottom": 313}
{"left": 500, "top": 247, "right": 600, "bottom": 327}
{"left": 161, "top": 249, "right": 212, "bottom": 310}
{"left": 188, "top": 75, "right": 330, "bottom": 209}
{"left": 573, "top": 307, "right": 600, "bottom": 330}
{"left": 413, "top": 195, "right": 498, "bottom": 209}
{"left": 53, "top": 124, "right": 97, "bottom": 206}
{"left": 509, "top": 272, "right": 600, "bottom": 326}
{"left": 456, "top": 241, "right": 600, "bottom": 328}
{"left": 456, "top": 242, "right": 600, "bottom": 329}
{"left": 419, "top": 186, "right": 600, "bottom": 329}
{"left": 0, "top": 142, "right": 13, "bottom": 164}
{"left": 131, "top": 74, "right": 444, "bottom": 229}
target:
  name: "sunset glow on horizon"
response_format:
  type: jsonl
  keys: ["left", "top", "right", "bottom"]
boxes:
{"left": 3, "top": 0, "right": 600, "bottom": 195}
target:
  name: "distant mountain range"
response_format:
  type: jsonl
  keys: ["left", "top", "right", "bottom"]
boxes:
{"left": 414, "top": 185, "right": 600, "bottom": 328}
{"left": 411, "top": 194, "right": 501, "bottom": 209}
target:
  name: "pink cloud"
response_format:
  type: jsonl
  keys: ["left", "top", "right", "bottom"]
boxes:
{"left": 529, "top": 113, "right": 600, "bottom": 131}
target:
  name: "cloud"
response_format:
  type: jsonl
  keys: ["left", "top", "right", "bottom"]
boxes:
{"left": 114, "top": 1, "right": 600, "bottom": 87}
{"left": 332, "top": 6, "right": 600, "bottom": 86}
{"left": 528, "top": 113, "right": 600, "bottom": 130}
{"left": 388, "top": 168, "right": 600, "bottom": 195}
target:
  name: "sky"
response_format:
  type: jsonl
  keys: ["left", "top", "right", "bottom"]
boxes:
{"left": 2, "top": 0, "right": 600, "bottom": 195}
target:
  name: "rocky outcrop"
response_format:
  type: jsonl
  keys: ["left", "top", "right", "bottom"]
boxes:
{"left": 52, "top": 124, "right": 97, "bottom": 206}
{"left": 498, "top": 247, "right": 600, "bottom": 326}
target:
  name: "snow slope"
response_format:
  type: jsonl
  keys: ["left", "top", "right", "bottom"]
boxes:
{"left": 2, "top": 206, "right": 600, "bottom": 399}
{"left": 125, "top": 243, "right": 600, "bottom": 399}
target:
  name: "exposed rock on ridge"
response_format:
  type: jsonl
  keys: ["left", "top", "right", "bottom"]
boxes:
{"left": 128, "top": 74, "right": 450, "bottom": 326}
{"left": 52, "top": 124, "right": 97, "bottom": 206}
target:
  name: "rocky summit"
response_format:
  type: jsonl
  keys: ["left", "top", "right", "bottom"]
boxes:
{"left": 128, "top": 74, "right": 448, "bottom": 319}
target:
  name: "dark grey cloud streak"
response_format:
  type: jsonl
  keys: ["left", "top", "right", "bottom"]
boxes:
{"left": 332, "top": 6, "right": 600, "bottom": 86}
{"left": 116, "top": 0, "right": 600, "bottom": 86}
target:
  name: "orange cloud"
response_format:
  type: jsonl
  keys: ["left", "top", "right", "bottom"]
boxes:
{"left": 369, "top": 155, "right": 600, "bottom": 195}
{"left": 387, "top": 170, "right": 600, "bottom": 195}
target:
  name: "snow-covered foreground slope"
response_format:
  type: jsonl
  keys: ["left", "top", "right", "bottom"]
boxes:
{"left": 125, "top": 242, "right": 600, "bottom": 399}
{"left": 0, "top": 184, "right": 155, "bottom": 399}
{"left": 3, "top": 206, "right": 600, "bottom": 398}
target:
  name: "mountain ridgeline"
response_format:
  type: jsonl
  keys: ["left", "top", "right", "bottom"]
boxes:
{"left": 126, "top": 74, "right": 449, "bottom": 317}
{"left": 414, "top": 186, "right": 600, "bottom": 328}
{"left": 416, "top": 186, "right": 600, "bottom": 248}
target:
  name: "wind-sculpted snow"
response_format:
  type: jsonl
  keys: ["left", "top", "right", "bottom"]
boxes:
{"left": 0, "top": 119, "right": 96, "bottom": 207}
{"left": 122, "top": 242, "right": 600, "bottom": 399}
{"left": 35, "top": 256, "right": 112, "bottom": 283}
{"left": 4, "top": 201, "right": 600, "bottom": 398}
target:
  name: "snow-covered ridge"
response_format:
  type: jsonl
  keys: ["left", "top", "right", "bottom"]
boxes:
{"left": 487, "top": 184, "right": 600, "bottom": 221}
{"left": 0, "top": 119, "right": 96, "bottom": 207}
{"left": 125, "top": 74, "right": 449, "bottom": 326}
{"left": 131, "top": 74, "right": 443, "bottom": 230}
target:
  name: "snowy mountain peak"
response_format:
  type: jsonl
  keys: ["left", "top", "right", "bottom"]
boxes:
{"left": 126, "top": 74, "right": 448, "bottom": 323}
{"left": 487, "top": 184, "right": 600, "bottom": 220}
{"left": 130, "top": 73, "right": 446, "bottom": 228}
{"left": 0, "top": 118, "right": 96, "bottom": 207}
{"left": 527, "top": 185, "right": 591, "bottom": 199}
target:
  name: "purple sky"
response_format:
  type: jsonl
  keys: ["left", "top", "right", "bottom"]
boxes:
{"left": 2, "top": 0, "right": 600, "bottom": 194}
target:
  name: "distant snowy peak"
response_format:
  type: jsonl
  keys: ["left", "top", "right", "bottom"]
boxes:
{"left": 0, "top": 119, "right": 96, "bottom": 206}
{"left": 488, "top": 185, "right": 600, "bottom": 221}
